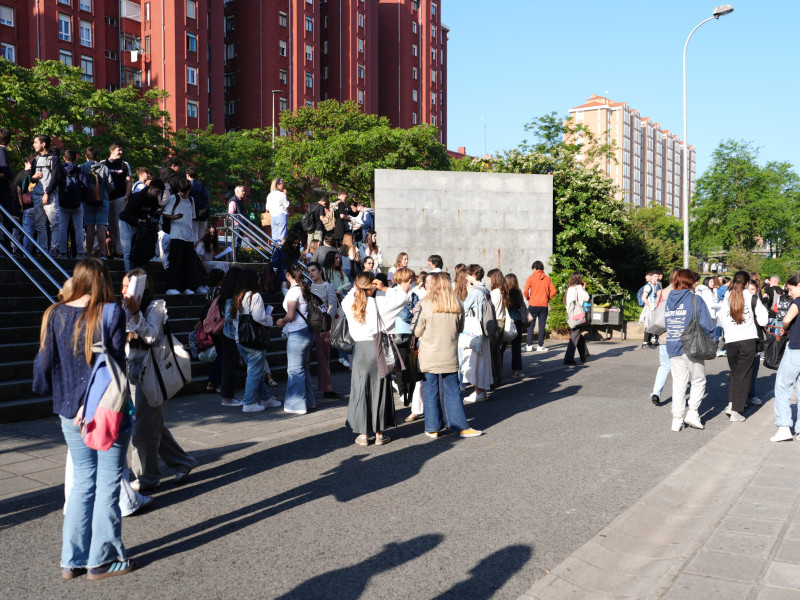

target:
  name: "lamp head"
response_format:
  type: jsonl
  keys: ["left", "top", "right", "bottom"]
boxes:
{"left": 712, "top": 4, "right": 734, "bottom": 18}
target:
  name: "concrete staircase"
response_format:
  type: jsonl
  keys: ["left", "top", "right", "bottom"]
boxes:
{"left": 0, "top": 256, "right": 318, "bottom": 423}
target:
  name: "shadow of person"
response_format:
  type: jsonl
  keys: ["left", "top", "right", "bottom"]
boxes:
{"left": 432, "top": 544, "right": 533, "bottom": 600}
{"left": 273, "top": 534, "right": 443, "bottom": 600}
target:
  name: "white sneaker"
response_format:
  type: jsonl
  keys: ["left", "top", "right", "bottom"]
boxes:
{"left": 684, "top": 410, "right": 704, "bottom": 430}
{"left": 196, "top": 286, "right": 209, "bottom": 294}
{"left": 242, "top": 402, "right": 265, "bottom": 413}
{"left": 463, "top": 391, "right": 486, "bottom": 404}
{"left": 671, "top": 417, "right": 684, "bottom": 432}
{"left": 165, "top": 288, "right": 180, "bottom": 296}
{"left": 724, "top": 402, "right": 733, "bottom": 416}
{"left": 524, "top": 345, "right": 534, "bottom": 352}
{"left": 263, "top": 397, "right": 282, "bottom": 408}
{"left": 748, "top": 396, "right": 763, "bottom": 406}
{"left": 221, "top": 397, "right": 243, "bottom": 407}
{"left": 729, "top": 412, "right": 746, "bottom": 422}
{"left": 183, "top": 289, "right": 195, "bottom": 295}
{"left": 284, "top": 407, "right": 307, "bottom": 415}
{"left": 536, "top": 345, "right": 546, "bottom": 352}
{"left": 770, "top": 427, "right": 793, "bottom": 442}
{"left": 338, "top": 357, "right": 350, "bottom": 368}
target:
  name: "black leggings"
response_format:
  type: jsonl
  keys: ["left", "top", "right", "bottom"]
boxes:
{"left": 220, "top": 335, "right": 240, "bottom": 399}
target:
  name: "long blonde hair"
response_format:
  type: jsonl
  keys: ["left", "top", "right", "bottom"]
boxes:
{"left": 351, "top": 272, "right": 375, "bottom": 324}
{"left": 422, "top": 272, "right": 461, "bottom": 314}
{"left": 40, "top": 258, "right": 116, "bottom": 365}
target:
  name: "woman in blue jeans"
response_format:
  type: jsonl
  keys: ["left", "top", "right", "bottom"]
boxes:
{"left": 227, "top": 269, "right": 279, "bottom": 413}
{"left": 33, "top": 258, "right": 136, "bottom": 580}
{"left": 413, "top": 273, "right": 483, "bottom": 439}
{"left": 771, "top": 274, "right": 800, "bottom": 442}
{"left": 276, "top": 264, "right": 316, "bottom": 415}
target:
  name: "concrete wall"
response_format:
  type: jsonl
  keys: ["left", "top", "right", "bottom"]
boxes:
{"left": 374, "top": 170, "right": 554, "bottom": 281}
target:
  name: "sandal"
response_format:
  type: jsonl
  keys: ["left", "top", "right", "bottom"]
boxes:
{"left": 404, "top": 413, "right": 422, "bottom": 423}
{"left": 355, "top": 434, "right": 369, "bottom": 446}
{"left": 205, "top": 383, "right": 216, "bottom": 393}
{"left": 375, "top": 433, "right": 390, "bottom": 446}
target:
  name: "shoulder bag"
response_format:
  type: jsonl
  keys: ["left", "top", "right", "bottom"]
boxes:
{"left": 646, "top": 298, "right": 667, "bottom": 336}
{"left": 331, "top": 306, "right": 354, "bottom": 354}
{"left": 763, "top": 325, "right": 788, "bottom": 370}
{"left": 566, "top": 288, "right": 587, "bottom": 329}
{"left": 680, "top": 295, "right": 717, "bottom": 361}
{"left": 237, "top": 293, "right": 271, "bottom": 350}
{"left": 374, "top": 300, "right": 405, "bottom": 378}
{"left": 501, "top": 313, "right": 518, "bottom": 343}
{"left": 140, "top": 317, "right": 192, "bottom": 407}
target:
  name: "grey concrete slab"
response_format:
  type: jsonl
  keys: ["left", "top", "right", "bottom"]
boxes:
{"left": 703, "top": 530, "right": 776, "bottom": 559}
{"left": 729, "top": 499, "right": 795, "bottom": 522}
{"left": 661, "top": 574, "right": 752, "bottom": 600}
{"left": 754, "top": 588, "right": 800, "bottom": 600}
{"left": 774, "top": 539, "right": 800, "bottom": 564}
{"left": 763, "top": 561, "right": 800, "bottom": 589}
{"left": 683, "top": 549, "right": 766, "bottom": 583}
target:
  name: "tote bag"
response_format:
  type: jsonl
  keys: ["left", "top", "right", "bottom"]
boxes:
{"left": 566, "top": 288, "right": 586, "bottom": 329}
{"left": 237, "top": 294, "right": 271, "bottom": 350}
{"left": 331, "top": 307, "right": 354, "bottom": 354}
{"left": 680, "top": 295, "right": 717, "bottom": 361}
{"left": 140, "top": 320, "right": 192, "bottom": 407}
{"left": 373, "top": 301, "right": 405, "bottom": 378}
{"left": 501, "top": 314, "right": 518, "bottom": 343}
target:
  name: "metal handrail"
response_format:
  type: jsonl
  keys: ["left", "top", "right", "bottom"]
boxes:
{"left": 0, "top": 203, "right": 70, "bottom": 280}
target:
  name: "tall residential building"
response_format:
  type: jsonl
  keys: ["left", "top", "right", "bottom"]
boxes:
{"left": 568, "top": 95, "right": 696, "bottom": 218}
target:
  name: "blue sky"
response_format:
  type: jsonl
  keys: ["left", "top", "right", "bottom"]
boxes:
{"left": 445, "top": 0, "right": 798, "bottom": 176}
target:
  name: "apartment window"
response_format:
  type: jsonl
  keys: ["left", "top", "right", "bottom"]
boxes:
{"left": 105, "top": 15, "right": 117, "bottom": 26}
{"left": 105, "top": 49, "right": 118, "bottom": 60}
{"left": 412, "top": 66, "right": 417, "bottom": 79}
{"left": 431, "top": 47, "right": 435, "bottom": 61}
{"left": 412, "top": 44, "right": 417, "bottom": 56}
{"left": 226, "top": 43, "right": 235, "bottom": 59}
{"left": 412, "top": 21, "right": 417, "bottom": 34}
{"left": 305, "top": 16, "right": 313, "bottom": 32}
{"left": 279, "top": 11, "right": 287, "bottom": 27}
{"left": 305, "top": 100, "right": 313, "bottom": 107}
{"left": 279, "top": 97, "right": 287, "bottom": 111}
{"left": 59, "top": 49, "right": 72, "bottom": 65}
{"left": 432, "top": 115, "right": 436, "bottom": 126}
{"left": 430, "top": 70, "right": 435, "bottom": 83}
{"left": 432, "top": 2, "right": 437, "bottom": 15}
{"left": 145, "top": 2, "right": 150, "bottom": 21}
{"left": 187, "top": 66, "right": 197, "bottom": 85}
{"left": 412, "top": 89, "right": 417, "bottom": 102}
{"left": 358, "top": 12, "right": 364, "bottom": 27}
{"left": 80, "top": 56, "right": 93, "bottom": 82}
{"left": 186, "top": 0, "right": 196, "bottom": 19}
{"left": 322, "top": 65, "right": 328, "bottom": 79}
{"left": 431, "top": 91, "right": 435, "bottom": 105}
{"left": 412, "top": 112, "right": 417, "bottom": 125}
{"left": 323, "top": 15, "right": 327, "bottom": 28}
{"left": 279, "top": 40, "right": 287, "bottom": 56}
{"left": 0, "top": 5, "right": 12, "bottom": 27}
{"left": 145, "top": 35, "right": 150, "bottom": 54}
{"left": 58, "top": 0, "right": 70, "bottom": 4}
{"left": 0, "top": 42, "right": 13, "bottom": 62}
{"left": 122, "top": 33, "right": 137, "bottom": 51}
{"left": 412, "top": 0, "right": 418, "bottom": 11}
{"left": 106, "top": 84, "right": 117, "bottom": 91}
{"left": 187, "top": 33, "right": 197, "bottom": 52}
{"left": 80, "top": 20, "right": 92, "bottom": 47}
{"left": 431, "top": 24, "right": 436, "bottom": 38}
{"left": 121, "top": 67, "right": 142, "bottom": 87}
{"left": 357, "top": 90, "right": 364, "bottom": 105}
{"left": 224, "top": 72, "right": 234, "bottom": 89}
{"left": 188, "top": 100, "right": 199, "bottom": 118}
{"left": 58, "top": 14, "right": 71, "bottom": 42}
{"left": 80, "top": 0, "right": 91, "bottom": 11}
{"left": 305, "top": 44, "right": 312, "bottom": 61}
{"left": 225, "top": 16, "right": 235, "bottom": 33}
{"left": 305, "top": 72, "right": 313, "bottom": 88}
{"left": 323, "top": 40, "right": 328, "bottom": 54}
{"left": 358, "top": 38, "right": 364, "bottom": 53}
{"left": 358, "top": 64, "right": 364, "bottom": 79}
{"left": 279, "top": 68, "right": 287, "bottom": 84}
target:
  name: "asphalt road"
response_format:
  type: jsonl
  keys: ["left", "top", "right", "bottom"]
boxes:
{"left": 0, "top": 339, "right": 762, "bottom": 599}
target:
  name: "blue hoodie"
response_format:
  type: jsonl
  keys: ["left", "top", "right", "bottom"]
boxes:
{"left": 665, "top": 289, "right": 716, "bottom": 358}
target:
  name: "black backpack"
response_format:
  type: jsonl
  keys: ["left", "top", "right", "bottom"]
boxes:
{"left": 297, "top": 293, "right": 332, "bottom": 333}
{"left": 480, "top": 289, "right": 497, "bottom": 337}
{"left": 60, "top": 171, "right": 84, "bottom": 209}
{"left": 82, "top": 165, "right": 103, "bottom": 207}
{"left": 301, "top": 204, "right": 317, "bottom": 233}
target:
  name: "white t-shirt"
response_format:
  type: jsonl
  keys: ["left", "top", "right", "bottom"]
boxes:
{"left": 167, "top": 194, "right": 195, "bottom": 242}
{"left": 265, "top": 190, "right": 289, "bottom": 216}
{"left": 283, "top": 285, "right": 310, "bottom": 333}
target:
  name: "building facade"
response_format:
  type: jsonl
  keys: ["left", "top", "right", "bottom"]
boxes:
{"left": 568, "top": 95, "right": 696, "bottom": 218}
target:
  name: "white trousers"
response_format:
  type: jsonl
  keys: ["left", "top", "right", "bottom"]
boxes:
{"left": 669, "top": 353, "right": 706, "bottom": 418}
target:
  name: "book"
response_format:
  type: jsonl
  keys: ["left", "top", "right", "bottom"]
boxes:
{"left": 126, "top": 274, "right": 146, "bottom": 303}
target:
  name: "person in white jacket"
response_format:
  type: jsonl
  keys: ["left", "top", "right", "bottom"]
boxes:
{"left": 342, "top": 272, "right": 412, "bottom": 446}
{"left": 718, "top": 271, "right": 769, "bottom": 422}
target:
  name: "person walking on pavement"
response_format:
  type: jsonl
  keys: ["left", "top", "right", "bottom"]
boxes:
{"left": 563, "top": 272, "right": 590, "bottom": 365}
{"left": 770, "top": 274, "right": 800, "bottom": 442}
{"left": 523, "top": 261, "right": 556, "bottom": 352}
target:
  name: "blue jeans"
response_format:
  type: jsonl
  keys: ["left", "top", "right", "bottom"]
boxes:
{"left": 22, "top": 206, "right": 46, "bottom": 253}
{"left": 59, "top": 205, "right": 84, "bottom": 256}
{"left": 774, "top": 348, "right": 800, "bottom": 428}
{"left": 120, "top": 220, "right": 135, "bottom": 271}
{"left": 60, "top": 416, "right": 130, "bottom": 569}
{"left": 423, "top": 372, "right": 468, "bottom": 432}
{"left": 652, "top": 344, "right": 671, "bottom": 397}
{"left": 270, "top": 213, "right": 288, "bottom": 242}
{"left": 237, "top": 343, "right": 268, "bottom": 405}
{"left": 285, "top": 328, "right": 315, "bottom": 412}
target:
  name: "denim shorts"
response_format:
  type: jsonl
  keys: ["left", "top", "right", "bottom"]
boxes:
{"left": 83, "top": 200, "right": 109, "bottom": 226}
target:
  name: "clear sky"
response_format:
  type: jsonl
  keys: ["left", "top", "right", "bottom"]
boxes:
{"left": 444, "top": 0, "right": 798, "bottom": 176}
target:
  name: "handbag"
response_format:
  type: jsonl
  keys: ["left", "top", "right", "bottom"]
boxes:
{"left": 566, "top": 290, "right": 587, "bottom": 329}
{"left": 763, "top": 325, "right": 787, "bottom": 370}
{"left": 646, "top": 299, "right": 667, "bottom": 336}
{"left": 373, "top": 301, "right": 405, "bottom": 378}
{"left": 331, "top": 307, "right": 354, "bottom": 354}
{"left": 140, "top": 320, "right": 192, "bottom": 407}
{"left": 519, "top": 304, "right": 532, "bottom": 326}
{"left": 458, "top": 333, "right": 482, "bottom": 352}
{"left": 680, "top": 294, "right": 717, "bottom": 361}
{"left": 501, "top": 314, "right": 518, "bottom": 343}
{"left": 237, "top": 294, "right": 270, "bottom": 350}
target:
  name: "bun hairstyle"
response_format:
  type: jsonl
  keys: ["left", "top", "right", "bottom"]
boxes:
{"left": 728, "top": 270, "right": 750, "bottom": 325}
{"left": 351, "top": 272, "right": 375, "bottom": 324}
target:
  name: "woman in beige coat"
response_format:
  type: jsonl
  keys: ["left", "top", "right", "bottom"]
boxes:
{"left": 413, "top": 273, "right": 483, "bottom": 439}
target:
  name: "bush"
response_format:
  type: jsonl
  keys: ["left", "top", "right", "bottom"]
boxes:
{"left": 726, "top": 246, "right": 764, "bottom": 274}
{"left": 760, "top": 258, "right": 790, "bottom": 284}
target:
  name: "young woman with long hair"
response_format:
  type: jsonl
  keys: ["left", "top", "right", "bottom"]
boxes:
{"left": 487, "top": 268, "right": 509, "bottom": 386}
{"left": 719, "top": 271, "right": 768, "bottom": 422}
{"left": 501, "top": 273, "right": 525, "bottom": 378}
{"left": 323, "top": 251, "right": 352, "bottom": 296}
{"left": 342, "top": 271, "right": 413, "bottom": 445}
{"left": 453, "top": 268, "right": 469, "bottom": 302}
{"left": 33, "top": 258, "right": 135, "bottom": 579}
{"left": 227, "top": 269, "right": 279, "bottom": 413}
{"left": 307, "top": 261, "right": 340, "bottom": 400}
{"left": 339, "top": 232, "right": 360, "bottom": 278}
{"left": 664, "top": 269, "right": 716, "bottom": 432}
{"left": 771, "top": 274, "right": 800, "bottom": 441}
{"left": 563, "top": 272, "right": 590, "bottom": 365}
{"left": 217, "top": 266, "right": 243, "bottom": 406}
{"left": 195, "top": 226, "right": 229, "bottom": 274}
{"left": 387, "top": 252, "right": 409, "bottom": 284}
{"left": 276, "top": 263, "right": 317, "bottom": 414}
{"left": 460, "top": 264, "right": 493, "bottom": 402}
{"left": 271, "top": 232, "right": 303, "bottom": 294}
{"left": 122, "top": 268, "right": 197, "bottom": 489}
{"left": 414, "top": 272, "right": 483, "bottom": 439}
{"left": 358, "top": 230, "right": 383, "bottom": 271}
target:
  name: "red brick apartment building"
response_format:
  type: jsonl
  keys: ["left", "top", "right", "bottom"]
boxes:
{"left": 0, "top": 0, "right": 447, "bottom": 143}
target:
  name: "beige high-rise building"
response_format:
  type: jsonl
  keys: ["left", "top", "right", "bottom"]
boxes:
{"left": 567, "top": 94, "right": 696, "bottom": 217}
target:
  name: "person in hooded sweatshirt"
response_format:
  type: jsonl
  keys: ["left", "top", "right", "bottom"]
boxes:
{"left": 523, "top": 261, "right": 556, "bottom": 352}
{"left": 664, "top": 269, "right": 716, "bottom": 432}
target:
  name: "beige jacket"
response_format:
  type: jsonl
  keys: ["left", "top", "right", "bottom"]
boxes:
{"left": 413, "top": 300, "right": 465, "bottom": 374}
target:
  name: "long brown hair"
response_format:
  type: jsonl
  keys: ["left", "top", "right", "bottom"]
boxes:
{"left": 487, "top": 268, "right": 509, "bottom": 308}
{"left": 454, "top": 269, "right": 469, "bottom": 302}
{"left": 230, "top": 268, "right": 260, "bottom": 319}
{"left": 351, "top": 272, "right": 375, "bottom": 324}
{"left": 505, "top": 273, "right": 524, "bottom": 310}
{"left": 728, "top": 270, "right": 750, "bottom": 324}
{"left": 40, "top": 258, "right": 116, "bottom": 365}
{"left": 287, "top": 263, "right": 311, "bottom": 301}
{"left": 422, "top": 272, "right": 461, "bottom": 314}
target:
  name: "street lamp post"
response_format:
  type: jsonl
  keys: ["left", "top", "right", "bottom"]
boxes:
{"left": 271, "top": 90, "right": 282, "bottom": 149}
{"left": 682, "top": 4, "right": 734, "bottom": 268}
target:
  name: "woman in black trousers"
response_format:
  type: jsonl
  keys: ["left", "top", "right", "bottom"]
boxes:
{"left": 215, "top": 267, "right": 243, "bottom": 405}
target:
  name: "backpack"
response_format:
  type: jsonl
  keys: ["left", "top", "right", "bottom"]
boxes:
{"left": 636, "top": 285, "right": 646, "bottom": 307}
{"left": 59, "top": 172, "right": 82, "bottom": 209}
{"left": 480, "top": 289, "right": 497, "bottom": 337}
{"left": 79, "top": 304, "right": 133, "bottom": 451}
{"left": 191, "top": 180, "right": 210, "bottom": 220}
{"left": 321, "top": 207, "right": 336, "bottom": 231}
{"left": 202, "top": 296, "right": 225, "bottom": 335}
{"left": 301, "top": 204, "right": 317, "bottom": 233}
{"left": 297, "top": 292, "right": 332, "bottom": 333}
{"left": 83, "top": 165, "right": 104, "bottom": 207}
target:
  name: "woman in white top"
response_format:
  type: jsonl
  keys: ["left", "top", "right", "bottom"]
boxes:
{"left": 564, "top": 272, "right": 590, "bottom": 365}
{"left": 487, "top": 268, "right": 509, "bottom": 387}
{"left": 265, "top": 178, "right": 290, "bottom": 242}
{"left": 696, "top": 276, "right": 721, "bottom": 319}
{"left": 323, "top": 251, "right": 352, "bottom": 295}
{"left": 358, "top": 231, "right": 383, "bottom": 272}
{"left": 195, "top": 226, "right": 229, "bottom": 273}
{"left": 276, "top": 264, "right": 316, "bottom": 414}
{"left": 387, "top": 252, "right": 409, "bottom": 284}
{"left": 342, "top": 271, "right": 412, "bottom": 446}
{"left": 719, "top": 271, "right": 768, "bottom": 422}
{"left": 228, "top": 269, "right": 277, "bottom": 413}
{"left": 308, "top": 261, "right": 340, "bottom": 400}
{"left": 460, "top": 264, "right": 494, "bottom": 403}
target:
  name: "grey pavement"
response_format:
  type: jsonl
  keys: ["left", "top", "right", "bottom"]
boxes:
{"left": 1, "top": 339, "right": 798, "bottom": 599}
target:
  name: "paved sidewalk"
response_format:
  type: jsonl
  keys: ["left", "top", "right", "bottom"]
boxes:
{"left": 520, "top": 395, "right": 800, "bottom": 600}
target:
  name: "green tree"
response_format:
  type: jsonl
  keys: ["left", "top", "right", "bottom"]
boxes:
{"left": 628, "top": 204, "right": 683, "bottom": 274}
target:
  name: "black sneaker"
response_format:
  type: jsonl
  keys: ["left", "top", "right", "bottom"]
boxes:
{"left": 651, "top": 394, "right": 660, "bottom": 406}
{"left": 86, "top": 559, "right": 136, "bottom": 580}
{"left": 323, "top": 391, "right": 340, "bottom": 400}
